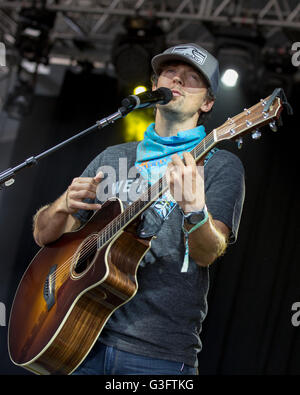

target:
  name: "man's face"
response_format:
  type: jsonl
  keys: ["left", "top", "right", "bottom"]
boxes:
{"left": 153, "top": 61, "right": 214, "bottom": 120}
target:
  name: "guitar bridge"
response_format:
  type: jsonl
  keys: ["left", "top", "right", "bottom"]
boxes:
{"left": 43, "top": 265, "right": 57, "bottom": 311}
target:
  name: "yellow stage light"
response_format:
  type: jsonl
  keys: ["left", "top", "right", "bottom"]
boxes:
{"left": 123, "top": 108, "right": 154, "bottom": 142}
{"left": 133, "top": 86, "right": 147, "bottom": 95}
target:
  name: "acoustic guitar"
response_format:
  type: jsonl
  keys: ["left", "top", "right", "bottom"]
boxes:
{"left": 8, "top": 94, "right": 283, "bottom": 374}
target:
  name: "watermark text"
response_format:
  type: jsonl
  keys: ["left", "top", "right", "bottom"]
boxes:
{"left": 291, "top": 42, "right": 300, "bottom": 67}
{"left": 291, "top": 302, "right": 300, "bottom": 327}
{"left": 0, "top": 42, "right": 6, "bottom": 67}
{"left": 0, "top": 302, "right": 6, "bottom": 326}
{"left": 95, "top": 159, "right": 203, "bottom": 205}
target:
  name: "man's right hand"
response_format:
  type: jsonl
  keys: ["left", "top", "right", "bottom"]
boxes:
{"left": 33, "top": 170, "right": 104, "bottom": 246}
{"left": 64, "top": 171, "right": 103, "bottom": 214}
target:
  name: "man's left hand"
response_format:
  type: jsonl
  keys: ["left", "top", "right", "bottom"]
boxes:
{"left": 166, "top": 152, "right": 205, "bottom": 213}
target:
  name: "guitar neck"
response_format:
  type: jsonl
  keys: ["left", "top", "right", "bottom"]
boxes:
{"left": 97, "top": 130, "right": 217, "bottom": 247}
{"left": 97, "top": 93, "right": 283, "bottom": 248}
{"left": 190, "top": 129, "right": 218, "bottom": 163}
{"left": 128, "top": 131, "right": 217, "bottom": 210}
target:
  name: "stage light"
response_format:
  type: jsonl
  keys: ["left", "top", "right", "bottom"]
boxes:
{"left": 216, "top": 33, "right": 262, "bottom": 94}
{"left": 133, "top": 86, "right": 147, "bottom": 95}
{"left": 123, "top": 108, "right": 154, "bottom": 142}
{"left": 259, "top": 46, "right": 296, "bottom": 98}
{"left": 112, "top": 17, "right": 165, "bottom": 86}
{"left": 221, "top": 69, "right": 239, "bottom": 87}
{"left": 15, "top": 7, "right": 56, "bottom": 64}
{"left": 3, "top": 7, "right": 56, "bottom": 119}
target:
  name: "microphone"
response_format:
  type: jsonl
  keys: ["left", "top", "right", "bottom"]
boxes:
{"left": 121, "top": 87, "right": 173, "bottom": 110}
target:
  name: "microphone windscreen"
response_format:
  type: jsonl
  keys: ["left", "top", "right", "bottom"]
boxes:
{"left": 156, "top": 87, "right": 173, "bottom": 104}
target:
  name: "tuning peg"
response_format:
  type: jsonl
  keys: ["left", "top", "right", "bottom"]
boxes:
{"left": 236, "top": 137, "right": 243, "bottom": 149}
{"left": 251, "top": 130, "right": 261, "bottom": 140}
{"left": 269, "top": 121, "right": 277, "bottom": 132}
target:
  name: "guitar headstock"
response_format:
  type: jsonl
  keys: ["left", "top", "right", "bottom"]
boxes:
{"left": 214, "top": 96, "right": 283, "bottom": 147}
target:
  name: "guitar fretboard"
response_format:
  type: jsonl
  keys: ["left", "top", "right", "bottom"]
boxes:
{"left": 95, "top": 94, "right": 283, "bottom": 249}
{"left": 96, "top": 130, "right": 217, "bottom": 248}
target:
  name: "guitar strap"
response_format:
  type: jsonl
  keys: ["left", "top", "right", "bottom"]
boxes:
{"left": 137, "top": 147, "right": 219, "bottom": 239}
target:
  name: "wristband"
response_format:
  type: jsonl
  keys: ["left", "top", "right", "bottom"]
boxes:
{"left": 180, "top": 206, "right": 209, "bottom": 273}
{"left": 182, "top": 205, "right": 209, "bottom": 234}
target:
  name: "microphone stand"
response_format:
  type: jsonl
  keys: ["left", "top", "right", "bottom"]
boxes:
{"left": 0, "top": 105, "right": 131, "bottom": 190}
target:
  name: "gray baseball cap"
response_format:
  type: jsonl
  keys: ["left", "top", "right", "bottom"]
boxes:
{"left": 151, "top": 43, "right": 220, "bottom": 97}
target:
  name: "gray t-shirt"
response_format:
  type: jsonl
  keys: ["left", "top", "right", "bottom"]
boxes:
{"left": 74, "top": 141, "right": 245, "bottom": 367}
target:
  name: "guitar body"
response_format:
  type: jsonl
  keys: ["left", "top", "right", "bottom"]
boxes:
{"left": 8, "top": 199, "right": 151, "bottom": 375}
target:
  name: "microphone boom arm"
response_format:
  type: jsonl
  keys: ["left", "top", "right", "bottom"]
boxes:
{"left": 0, "top": 87, "right": 173, "bottom": 190}
{"left": 0, "top": 105, "right": 132, "bottom": 190}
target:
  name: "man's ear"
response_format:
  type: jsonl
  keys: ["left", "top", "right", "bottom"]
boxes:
{"left": 199, "top": 99, "right": 214, "bottom": 114}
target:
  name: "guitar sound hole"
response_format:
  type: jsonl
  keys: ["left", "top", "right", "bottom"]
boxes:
{"left": 73, "top": 234, "right": 98, "bottom": 276}
{"left": 74, "top": 251, "right": 96, "bottom": 274}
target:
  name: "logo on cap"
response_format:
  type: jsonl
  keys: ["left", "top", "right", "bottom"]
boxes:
{"left": 172, "top": 46, "right": 207, "bottom": 65}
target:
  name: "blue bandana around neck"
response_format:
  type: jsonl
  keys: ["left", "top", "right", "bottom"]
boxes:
{"left": 135, "top": 122, "right": 206, "bottom": 184}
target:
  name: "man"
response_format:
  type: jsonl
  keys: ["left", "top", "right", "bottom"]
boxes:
{"left": 33, "top": 43, "right": 245, "bottom": 374}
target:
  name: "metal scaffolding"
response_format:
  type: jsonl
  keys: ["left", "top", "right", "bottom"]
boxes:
{"left": 0, "top": 0, "right": 299, "bottom": 63}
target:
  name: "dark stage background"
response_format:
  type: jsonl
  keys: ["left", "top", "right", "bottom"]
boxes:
{"left": 0, "top": 69, "right": 299, "bottom": 374}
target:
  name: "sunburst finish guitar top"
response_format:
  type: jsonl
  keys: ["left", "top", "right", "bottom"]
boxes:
{"left": 8, "top": 199, "right": 151, "bottom": 374}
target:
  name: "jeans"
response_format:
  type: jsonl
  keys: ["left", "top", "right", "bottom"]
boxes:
{"left": 72, "top": 342, "right": 197, "bottom": 375}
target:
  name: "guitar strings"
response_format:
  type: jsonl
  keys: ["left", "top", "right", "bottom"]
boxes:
{"left": 48, "top": 134, "right": 218, "bottom": 282}
{"left": 46, "top": 132, "right": 228, "bottom": 282}
{"left": 47, "top": 99, "right": 270, "bottom": 282}
{"left": 48, "top": 116, "right": 254, "bottom": 281}
{"left": 48, "top": 171, "right": 168, "bottom": 281}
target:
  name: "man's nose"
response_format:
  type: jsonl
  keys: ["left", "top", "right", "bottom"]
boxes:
{"left": 172, "top": 73, "right": 183, "bottom": 85}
